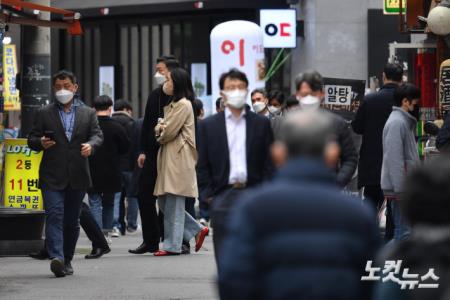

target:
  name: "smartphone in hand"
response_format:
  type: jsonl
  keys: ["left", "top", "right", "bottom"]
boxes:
{"left": 44, "top": 130, "right": 55, "bottom": 141}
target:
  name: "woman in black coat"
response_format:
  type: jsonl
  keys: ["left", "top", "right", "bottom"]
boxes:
{"left": 88, "top": 96, "right": 129, "bottom": 234}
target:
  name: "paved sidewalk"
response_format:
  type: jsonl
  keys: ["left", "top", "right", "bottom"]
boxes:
{"left": 0, "top": 230, "right": 218, "bottom": 300}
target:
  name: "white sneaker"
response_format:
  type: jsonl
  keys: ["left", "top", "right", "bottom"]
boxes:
{"left": 111, "top": 227, "right": 120, "bottom": 238}
{"left": 105, "top": 234, "right": 112, "bottom": 246}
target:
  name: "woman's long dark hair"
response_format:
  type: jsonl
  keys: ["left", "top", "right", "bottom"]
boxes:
{"left": 170, "top": 67, "right": 195, "bottom": 103}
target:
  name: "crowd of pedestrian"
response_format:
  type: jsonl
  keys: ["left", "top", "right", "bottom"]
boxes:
{"left": 26, "top": 55, "right": 450, "bottom": 299}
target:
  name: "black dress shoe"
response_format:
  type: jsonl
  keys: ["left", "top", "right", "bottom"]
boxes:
{"left": 181, "top": 244, "right": 191, "bottom": 255}
{"left": 128, "top": 243, "right": 158, "bottom": 254}
{"left": 29, "top": 249, "right": 49, "bottom": 260}
{"left": 85, "top": 247, "right": 111, "bottom": 259}
{"left": 64, "top": 262, "right": 74, "bottom": 275}
{"left": 50, "top": 258, "right": 65, "bottom": 278}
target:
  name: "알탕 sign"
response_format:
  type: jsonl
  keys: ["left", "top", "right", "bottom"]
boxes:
{"left": 322, "top": 78, "right": 366, "bottom": 121}
{"left": 260, "top": 9, "right": 297, "bottom": 48}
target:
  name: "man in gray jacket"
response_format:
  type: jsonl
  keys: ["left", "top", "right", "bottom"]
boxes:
{"left": 381, "top": 83, "right": 421, "bottom": 241}
{"left": 28, "top": 70, "right": 104, "bottom": 277}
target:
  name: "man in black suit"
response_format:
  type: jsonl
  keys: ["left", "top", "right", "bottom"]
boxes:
{"left": 352, "top": 64, "right": 402, "bottom": 243}
{"left": 28, "top": 70, "right": 103, "bottom": 277}
{"left": 352, "top": 63, "right": 403, "bottom": 211}
{"left": 128, "top": 56, "right": 180, "bottom": 254}
{"left": 197, "top": 69, "right": 274, "bottom": 265}
{"left": 352, "top": 64, "right": 402, "bottom": 241}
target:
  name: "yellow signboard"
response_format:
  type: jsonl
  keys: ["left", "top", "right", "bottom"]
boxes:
{"left": 3, "top": 139, "right": 43, "bottom": 210}
{"left": 384, "top": 0, "right": 407, "bottom": 14}
{"left": 3, "top": 45, "right": 20, "bottom": 111}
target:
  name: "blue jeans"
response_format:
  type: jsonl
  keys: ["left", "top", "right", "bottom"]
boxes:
{"left": 42, "top": 185, "right": 85, "bottom": 262}
{"left": 389, "top": 197, "right": 410, "bottom": 241}
{"left": 158, "top": 194, "right": 203, "bottom": 253}
{"left": 113, "top": 172, "right": 139, "bottom": 230}
{"left": 88, "top": 192, "right": 115, "bottom": 231}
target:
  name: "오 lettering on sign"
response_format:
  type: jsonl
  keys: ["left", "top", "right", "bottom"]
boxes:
{"left": 361, "top": 260, "right": 439, "bottom": 289}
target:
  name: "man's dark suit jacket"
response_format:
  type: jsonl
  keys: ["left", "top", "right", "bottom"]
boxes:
{"left": 139, "top": 86, "right": 170, "bottom": 198}
{"left": 28, "top": 101, "right": 104, "bottom": 190}
{"left": 352, "top": 83, "right": 397, "bottom": 188}
{"left": 197, "top": 108, "right": 274, "bottom": 201}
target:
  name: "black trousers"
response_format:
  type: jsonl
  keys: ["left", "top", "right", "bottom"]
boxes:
{"left": 119, "top": 191, "right": 127, "bottom": 234}
{"left": 137, "top": 192, "right": 161, "bottom": 248}
{"left": 363, "top": 185, "right": 384, "bottom": 210}
{"left": 185, "top": 197, "right": 196, "bottom": 219}
{"left": 80, "top": 202, "right": 109, "bottom": 250}
{"left": 211, "top": 188, "right": 244, "bottom": 268}
{"left": 364, "top": 185, "right": 394, "bottom": 241}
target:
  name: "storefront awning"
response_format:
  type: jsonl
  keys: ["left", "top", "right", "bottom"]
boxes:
{"left": 0, "top": 0, "right": 82, "bottom": 35}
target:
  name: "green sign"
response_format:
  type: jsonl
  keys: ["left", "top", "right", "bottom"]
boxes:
{"left": 384, "top": 0, "right": 407, "bottom": 14}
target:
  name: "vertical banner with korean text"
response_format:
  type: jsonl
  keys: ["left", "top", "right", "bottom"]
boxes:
{"left": 3, "top": 139, "right": 43, "bottom": 210}
{"left": 210, "top": 21, "right": 265, "bottom": 106}
{"left": 3, "top": 45, "right": 20, "bottom": 111}
{"left": 0, "top": 29, "right": 4, "bottom": 113}
{"left": 322, "top": 78, "right": 366, "bottom": 121}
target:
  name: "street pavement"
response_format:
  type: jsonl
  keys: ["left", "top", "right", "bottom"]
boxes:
{"left": 0, "top": 229, "right": 219, "bottom": 300}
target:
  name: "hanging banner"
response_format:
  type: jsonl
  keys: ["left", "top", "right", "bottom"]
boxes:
{"left": 3, "top": 139, "right": 43, "bottom": 210}
{"left": 210, "top": 20, "right": 265, "bottom": 105}
{"left": 440, "top": 59, "right": 450, "bottom": 113}
{"left": 99, "top": 66, "right": 115, "bottom": 100}
{"left": 0, "top": 30, "right": 4, "bottom": 113}
{"left": 3, "top": 44, "right": 20, "bottom": 111}
{"left": 322, "top": 78, "right": 366, "bottom": 121}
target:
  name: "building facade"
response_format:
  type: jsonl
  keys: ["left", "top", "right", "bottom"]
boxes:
{"left": 51, "top": 0, "right": 289, "bottom": 115}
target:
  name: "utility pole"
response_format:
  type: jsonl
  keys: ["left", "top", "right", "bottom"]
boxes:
{"left": 20, "top": 0, "right": 51, "bottom": 137}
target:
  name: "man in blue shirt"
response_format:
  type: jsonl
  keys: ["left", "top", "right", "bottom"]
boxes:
{"left": 28, "top": 70, "right": 103, "bottom": 277}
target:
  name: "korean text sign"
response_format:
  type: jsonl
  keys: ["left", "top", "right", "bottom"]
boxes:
{"left": 4, "top": 139, "right": 43, "bottom": 210}
{"left": 3, "top": 45, "right": 20, "bottom": 111}
{"left": 210, "top": 20, "right": 265, "bottom": 105}
{"left": 260, "top": 9, "right": 297, "bottom": 48}
{"left": 322, "top": 78, "right": 366, "bottom": 121}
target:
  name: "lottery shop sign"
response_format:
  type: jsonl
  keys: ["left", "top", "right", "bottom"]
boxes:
{"left": 210, "top": 20, "right": 265, "bottom": 106}
{"left": 3, "top": 139, "right": 43, "bottom": 210}
{"left": 260, "top": 9, "right": 297, "bottom": 48}
{"left": 322, "top": 78, "right": 366, "bottom": 121}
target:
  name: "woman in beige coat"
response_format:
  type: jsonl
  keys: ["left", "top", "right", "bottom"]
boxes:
{"left": 153, "top": 68, "right": 209, "bottom": 256}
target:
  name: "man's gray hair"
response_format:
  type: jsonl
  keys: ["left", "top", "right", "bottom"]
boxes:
{"left": 279, "top": 109, "right": 334, "bottom": 158}
{"left": 294, "top": 70, "right": 323, "bottom": 92}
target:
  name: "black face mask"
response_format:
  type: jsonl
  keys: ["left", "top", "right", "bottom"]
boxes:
{"left": 409, "top": 105, "right": 421, "bottom": 120}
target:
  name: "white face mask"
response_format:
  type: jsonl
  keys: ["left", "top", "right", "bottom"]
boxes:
{"left": 268, "top": 106, "right": 281, "bottom": 115}
{"left": 154, "top": 72, "right": 166, "bottom": 85}
{"left": 252, "top": 101, "right": 266, "bottom": 114}
{"left": 224, "top": 89, "right": 248, "bottom": 109}
{"left": 55, "top": 89, "right": 74, "bottom": 105}
{"left": 299, "top": 95, "right": 321, "bottom": 110}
